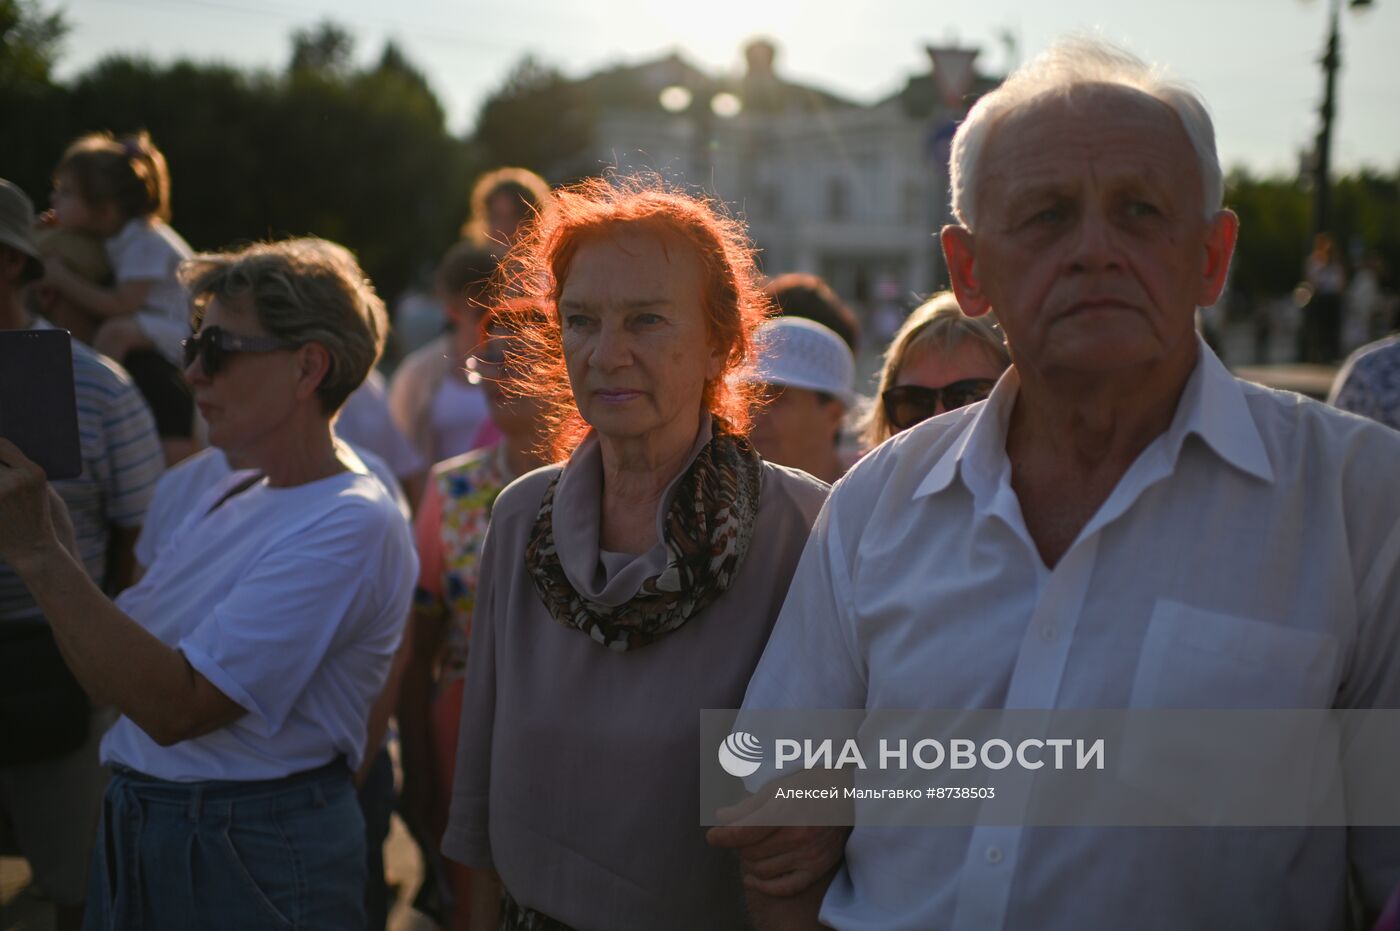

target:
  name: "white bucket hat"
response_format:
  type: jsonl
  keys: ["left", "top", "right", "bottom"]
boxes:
{"left": 745, "top": 316, "right": 856, "bottom": 409}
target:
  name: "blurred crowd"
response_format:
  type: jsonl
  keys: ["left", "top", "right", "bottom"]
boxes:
{"left": 1, "top": 33, "right": 1399, "bottom": 931}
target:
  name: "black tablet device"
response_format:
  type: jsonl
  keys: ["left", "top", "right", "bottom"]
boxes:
{"left": 0, "top": 329, "right": 82, "bottom": 480}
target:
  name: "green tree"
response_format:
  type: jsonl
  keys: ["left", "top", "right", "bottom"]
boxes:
{"left": 1224, "top": 168, "right": 1312, "bottom": 296}
{"left": 376, "top": 41, "right": 434, "bottom": 105}
{"left": 9, "top": 32, "right": 474, "bottom": 310}
{"left": 1224, "top": 167, "right": 1400, "bottom": 298}
{"left": 289, "top": 20, "right": 355, "bottom": 78}
{"left": 1333, "top": 170, "right": 1400, "bottom": 279}
{"left": 0, "top": 0, "right": 65, "bottom": 88}
{"left": 473, "top": 54, "right": 593, "bottom": 177}
{"left": 0, "top": 0, "right": 70, "bottom": 208}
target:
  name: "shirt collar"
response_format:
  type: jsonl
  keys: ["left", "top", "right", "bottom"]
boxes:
{"left": 1163, "top": 335, "right": 1274, "bottom": 484}
{"left": 913, "top": 367, "right": 1018, "bottom": 500}
{"left": 912, "top": 334, "right": 1274, "bottom": 503}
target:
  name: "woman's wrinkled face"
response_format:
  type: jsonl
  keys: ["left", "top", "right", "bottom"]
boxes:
{"left": 557, "top": 228, "right": 722, "bottom": 448}
{"left": 183, "top": 293, "right": 304, "bottom": 459}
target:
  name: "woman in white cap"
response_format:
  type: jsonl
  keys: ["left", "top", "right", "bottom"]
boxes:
{"left": 745, "top": 315, "right": 856, "bottom": 483}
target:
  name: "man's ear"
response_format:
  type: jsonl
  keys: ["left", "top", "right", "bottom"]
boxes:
{"left": 295, "top": 342, "right": 333, "bottom": 403}
{"left": 940, "top": 226, "right": 992, "bottom": 318}
{"left": 1197, "top": 208, "right": 1239, "bottom": 308}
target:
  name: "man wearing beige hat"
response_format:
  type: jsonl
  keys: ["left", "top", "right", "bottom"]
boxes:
{"left": 0, "top": 178, "right": 163, "bottom": 931}
{"left": 745, "top": 315, "right": 856, "bottom": 484}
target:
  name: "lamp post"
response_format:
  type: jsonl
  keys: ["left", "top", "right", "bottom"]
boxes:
{"left": 659, "top": 84, "right": 742, "bottom": 194}
{"left": 925, "top": 45, "right": 980, "bottom": 290}
{"left": 1312, "top": 0, "right": 1374, "bottom": 238}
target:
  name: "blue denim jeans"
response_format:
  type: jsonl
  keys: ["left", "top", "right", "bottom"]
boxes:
{"left": 357, "top": 746, "right": 395, "bottom": 931}
{"left": 83, "top": 759, "right": 366, "bottom": 930}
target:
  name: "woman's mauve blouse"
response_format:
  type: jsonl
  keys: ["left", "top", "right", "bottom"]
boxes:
{"left": 442, "top": 420, "right": 829, "bottom": 930}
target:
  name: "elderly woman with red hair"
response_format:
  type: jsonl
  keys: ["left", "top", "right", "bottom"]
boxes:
{"left": 441, "top": 179, "right": 829, "bottom": 929}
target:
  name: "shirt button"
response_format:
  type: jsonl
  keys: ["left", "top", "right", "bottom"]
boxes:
{"left": 985, "top": 845, "right": 1003, "bottom": 864}
{"left": 1040, "top": 625, "right": 1056, "bottom": 642}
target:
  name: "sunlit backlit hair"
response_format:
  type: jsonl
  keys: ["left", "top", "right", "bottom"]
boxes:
{"left": 461, "top": 167, "right": 553, "bottom": 247}
{"left": 493, "top": 175, "right": 769, "bottom": 461}
{"left": 57, "top": 130, "right": 173, "bottom": 223}
{"left": 861, "top": 292, "right": 1010, "bottom": 448}
{"left": 182, "top": 238, "right": 387, "bottom": 414}
{"left": 950, "top": 35, "right": 1222, "bottom": 230}
{"left": 479, "top": 295, "right": 548, "bottom": 344}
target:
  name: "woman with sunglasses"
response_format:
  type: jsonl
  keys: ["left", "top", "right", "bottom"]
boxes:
{"left": 397, "top": 298, "right": 550, "bottom": 930}
{"left": 861, "top": 291, "right": 1011, "bottom": 448}
{"left": 0, "top": 238, "right": 416, "bottom": 930}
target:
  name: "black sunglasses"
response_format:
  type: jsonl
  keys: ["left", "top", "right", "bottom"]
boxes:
{"left": 181, "top": 326, "right": 299, "bottom": 376}
{"left": 882, "top": 379, "right": 997, "bottom": 431}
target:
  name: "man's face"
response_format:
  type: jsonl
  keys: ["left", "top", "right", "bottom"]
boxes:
{"left": 943, "top": 85, "right": 1236, "bottom": 382}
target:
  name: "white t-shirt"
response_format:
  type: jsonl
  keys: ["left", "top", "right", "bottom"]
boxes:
{"left": 104, "top": 217, "right": 194, "bottom": 365}
{"left": 103, "top": 466, "right": 417, "bottom": 781}
{"left": 429, "top": 374, "right": 490, "bottom": 462}
{"left": 135, "top": 441, "right": 408, "bottom": 570}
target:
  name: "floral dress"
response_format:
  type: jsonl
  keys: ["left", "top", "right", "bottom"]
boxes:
{"left": 415, "top": 444, "right": 513, "bottom": 687}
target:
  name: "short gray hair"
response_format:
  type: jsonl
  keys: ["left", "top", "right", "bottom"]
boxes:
{"left": 949, "top": 36, "right": 1222, "bottom": 230}
{"left": 181, "top": 237, "right": 387, "bottom": 414}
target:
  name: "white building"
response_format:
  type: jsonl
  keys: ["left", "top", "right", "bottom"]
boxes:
{"left": 550, "top": 40, "right": 1000, "bottom": 319}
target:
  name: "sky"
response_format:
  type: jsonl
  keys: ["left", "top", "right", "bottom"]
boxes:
{"left": 53, "top": 0, "right": 1400, "bottom": 176}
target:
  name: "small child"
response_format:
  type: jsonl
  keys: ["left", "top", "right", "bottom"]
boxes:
{"left": 45, "top": 130, "right": 193, "bottom": 366}
{"left": 45, "top": 131, "right": 199, "bottom": 461}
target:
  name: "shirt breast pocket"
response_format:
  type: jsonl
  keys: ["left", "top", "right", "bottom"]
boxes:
{"left": 1129, "top": 599, "right": 1339, "bottom": 710}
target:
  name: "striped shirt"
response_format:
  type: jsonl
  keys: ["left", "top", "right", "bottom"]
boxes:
{"left": 0, "top": 325, "right": 164, "bottom": 621}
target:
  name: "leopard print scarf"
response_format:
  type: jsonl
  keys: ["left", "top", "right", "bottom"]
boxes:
{"left": 525, "top": 420, "right": 762, "bottom": 651}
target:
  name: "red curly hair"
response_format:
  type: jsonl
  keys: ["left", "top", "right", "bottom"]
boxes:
{"left": 494, "top": 176, "right": 769, "bottom": 461}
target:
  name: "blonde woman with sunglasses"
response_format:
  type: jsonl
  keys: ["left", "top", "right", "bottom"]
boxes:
{"left": 861, "top": 292, "right": 1010, "bottom": 449}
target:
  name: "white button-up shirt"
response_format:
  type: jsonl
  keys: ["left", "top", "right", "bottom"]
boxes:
{"left": 742, "top": 339, "right": 1400, "bottom": 931}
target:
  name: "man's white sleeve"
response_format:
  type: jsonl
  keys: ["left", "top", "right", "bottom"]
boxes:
{"left": 741, "top": 494, "right": 866, "bottom": 712}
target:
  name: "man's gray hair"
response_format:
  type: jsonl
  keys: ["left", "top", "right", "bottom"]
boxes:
{"left": 949, "top": 36, "right": 1223, "bottom": 230}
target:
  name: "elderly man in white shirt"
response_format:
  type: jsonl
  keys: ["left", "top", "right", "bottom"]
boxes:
{"left": 726, "top": 37, "right": 1400, "bottom": 931}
